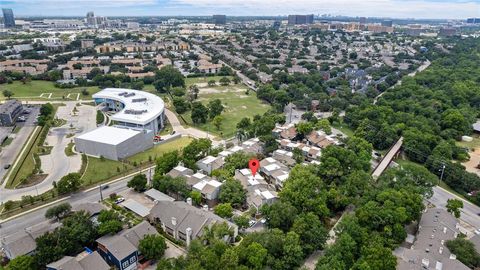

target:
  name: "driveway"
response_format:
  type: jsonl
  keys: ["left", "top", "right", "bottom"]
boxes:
{"left": 0, "top": 102, "right": 96, "bottom": 203}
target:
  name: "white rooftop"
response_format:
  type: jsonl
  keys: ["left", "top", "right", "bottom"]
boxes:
{"left": 93, "top": 88, "right": 165, "bottom": 126}
{"left": 264, "top": 163, "right": 281, "bottom": 171}
{"left": 76, "top": 126, "right": 144, "bottom": 145}
{"left": 201, "top": 155, "right": 217, "bottom": 164}
{"left": 175, "top": 165, "right": 189, "bottom": 172}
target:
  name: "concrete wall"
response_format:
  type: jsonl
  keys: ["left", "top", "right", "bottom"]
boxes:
{"left": 75, "top": 129, "right": 154, "bottom": 161}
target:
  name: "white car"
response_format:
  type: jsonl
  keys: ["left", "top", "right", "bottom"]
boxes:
{"left": 248, "top": 220, "right": 256, "bottom": 227}
{"left": 474, "top": 229, "right": 480, "bottom": 235}
{"left": 115, "top": 197, "right": 125, "bottom": 204}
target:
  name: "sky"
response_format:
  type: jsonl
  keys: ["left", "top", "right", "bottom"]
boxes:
{"left": 1, "top": 0, "right": 480, "bottom": 19}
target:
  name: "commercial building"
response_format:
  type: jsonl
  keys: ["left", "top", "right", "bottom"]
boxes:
{"left": 0, "top": 100, "right": 23, "bottom": 126}
{"left": 74, "top": 88, "right": 165, "bottom": 160}
{"left": 382, "top": 20, "right": 393, "bottom": 27}
{"left": 466, "top": 18, "right": 480, "bottom": 24}
{"left": 2, "top": 9, "right": 15, "bottom": 28}
{"left": 212, "top": 15, "right": 226, "bottom": 25}
{"left": 288, "top": 14, "right": 314, "bottom": 25}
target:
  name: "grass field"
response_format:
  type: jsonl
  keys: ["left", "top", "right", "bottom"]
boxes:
{"left": 185, "top": 76, "right": 234, "bottom": 86}
{"left": 80, "top": 137, "right": 192, "bottom": 185}
{"left": 181, "top": 86, "right": 270, "bottom": 138}
{"left": 331, "top": 120, "right": 355, "bottom": 138}
{"left": 127, "top": 136, "right": 193, "bottom": 164}
{"left": 81, "top": 157, "right": 134, "bottom": 186}
{"left": 0, "top": 81, "right": 100, "bottom": 101}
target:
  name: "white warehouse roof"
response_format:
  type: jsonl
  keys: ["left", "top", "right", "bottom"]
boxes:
{"left": 76, "top": 126, "right": 144, "bottom": 146}
{"left": 93, "top": 88, "right": 165, "bottom": 126}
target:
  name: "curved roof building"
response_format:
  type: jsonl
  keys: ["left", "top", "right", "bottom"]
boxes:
{"left": 93, "top": 88, "right": 165, "bottom": 134}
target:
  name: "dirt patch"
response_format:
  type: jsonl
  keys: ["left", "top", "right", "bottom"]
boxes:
{"left": 462, "top": 148, "right": 480, "bottom": 176}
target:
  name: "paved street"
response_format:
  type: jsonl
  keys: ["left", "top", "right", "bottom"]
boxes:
{"left": 0, "top": 170, "right": 140, "bottom": 235}
{"left": 0, "top": 106, "right": 40, "bottom": 185}
{"left": 428, "top": 186, "right": 480, "bottom": 231}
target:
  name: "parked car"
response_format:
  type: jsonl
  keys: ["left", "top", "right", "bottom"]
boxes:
{"left": 115, "top": 197, "right": 125, "bottom": 204}
{"left": 4, "top": 164, "right": 11, "bottom": 170}
{"left": 101, "top": 185, "right": 109, "bottom": 190}
{"left": 170, "top": 130, "right": 176, "bottom": 135}
{"left": 248, "top": 220, "right": 256, "bottom": 227}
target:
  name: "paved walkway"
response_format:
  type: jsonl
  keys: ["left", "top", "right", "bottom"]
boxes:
{"left": 164, "top": 108, "right": 223, "bottom": 147}
{"left": 371, "top": 137, "right": 403, "bottom": 179}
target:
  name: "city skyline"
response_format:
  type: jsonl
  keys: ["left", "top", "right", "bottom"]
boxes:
{"left": 1, "top": 0, "right": 480, "bottom": 19}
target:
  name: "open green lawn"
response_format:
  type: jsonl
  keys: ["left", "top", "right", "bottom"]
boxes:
{"left": 181, "top": 86, "right": 270, "bottom": 138}
{"left": 186, "top": 76, "right": 234, "bottom": 86}
{"left": 128, "top": 136, "right": 193, "bottom": 164}
{"left": 81, "top": 157, "right": 133, "bottom": 186}
{"left": 0, "top": 81, "right": 100, "bottom": 101}
{"left": 331, "top": 120, "right": 355, "bottom": 138}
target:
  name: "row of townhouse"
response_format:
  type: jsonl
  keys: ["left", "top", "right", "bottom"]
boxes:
{"left": 95, "top": 41, "right": 190, "bottom": 54}
{"left": 0, "top": 59, "right": 50, "bottom": 75}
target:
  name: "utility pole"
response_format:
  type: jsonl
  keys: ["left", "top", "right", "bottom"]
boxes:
{"left": 99, "top": 185, "right": 103, "bottom": 201}
{"left": 439, "top": 163, "right": 446, "bottom": 185}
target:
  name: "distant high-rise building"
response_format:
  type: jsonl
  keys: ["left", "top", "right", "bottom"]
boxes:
{"left": 86, "top": 11, "right": 96, "bottom": 26}
{"left": 359, "top": 17, "right": 367, "bottom": 25}
{"left": 273, "top": 20, "right": 281, "bottom": 29}
{"left": 212, "top": 15, "right": 226, "bottom": 25}
{"left": 2, "top": 8, "right": 15, "bottom": 28}
{"left": 287, "top": 14, "right": 314, "bottom": 25}
{"left": 466, "top": 18, "right": 480, "bottom": 24}
{"left": 381, "top": 20, "right": 393, "bottom": 27}
{"left": 439, "top": 27, "right": 457, "bottom": 37}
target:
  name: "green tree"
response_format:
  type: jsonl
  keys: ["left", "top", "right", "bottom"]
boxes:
{"left": 2, "top": 89, "right": 14, "bottom": 99}
{"left": 5, "top": 255, "right": 35, "bottom": 270}
{"left": 214, "top": 203, "right": 233, "bottom": 218}
{"left": 190, "top": 190, "right": 202, "bottom": 205}
{"left": 241, "top": 242, "right": 268, "bottom": 269}
{"left": 212, "top": 115, "right": 224, "bottom": 130}
{"left": 154, "top": 65, "right": 185, "bottom": 92}
{"left": 188, "top": 85, "right": 200, "bottom": 101}
{"left": 208, "top": 79, "right": 216, "bottom": 86}
{"left": 155, "top": 150, "right": 179, "bottom": 175}
{"left": 127, "top": 174, "right": 147, "bottom": 192}
{"left": 45, "top": 202, "right": 72, "bottom": 220}
{"left": 316, "top": 119, "right": 332, "bottom": 134}
{"left": 446, "top": 238, "right": 480, "bottom": 269}
{"left": 446, "top": 199, "right": 463, "bottom": 218}
{"left": 152, "top": 175, "right": 189, "bottom": 200}
{"left": 173, "top": 97, "right": 190, "bottom": 114}
{"left": 182, "top": 138, "right": 212, "bottom": 169}
{"left": 295, "top": 122, "right": 313, "bottom": 138}
{"left": 191, "top": 102, "right": 209, "bottom": 124}
{"left": 56, "top": 173, "right": 82, "bottom": 194}
{"left": 208, "top": 99, "right": 224, "bottom": 119}
{"left": 218, "top": 178, "right": 246, "bottom": 207}
{"left": 98, "top": 220, "right": 123, "bottom": 235}
{"left": 139, "top": 234, "right": 167, "bottom": 260}
{"left": 291, "top": 212, "right": 328, "bottom": 254}
{"left": 261, "top": 201, "right": 298, "bottom": 231}
{"left": 233, "top": 215, "right": 250, "bottom": 231}
{"left": 219, "top": 77, "right": 231, "bottom": 86}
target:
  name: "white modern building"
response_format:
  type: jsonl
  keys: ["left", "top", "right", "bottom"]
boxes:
{"left": 74, "top": 88, "right": 165, "bottom": 160}
{"left": 93, "top": 88, "right": 165, "bottom": 134}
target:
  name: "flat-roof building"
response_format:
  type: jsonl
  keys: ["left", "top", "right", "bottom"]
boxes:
{"left": 0, "top": 99, "right": 23, "bottom": 126}
{"left": 75, "top": 88, "right": 165, "bottom": 160}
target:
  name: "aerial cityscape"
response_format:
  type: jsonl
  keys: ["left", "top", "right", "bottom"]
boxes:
{"left": 0, "top": 1, "right": 480, "bottom": 269}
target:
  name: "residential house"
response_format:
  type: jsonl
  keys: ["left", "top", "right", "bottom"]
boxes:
{"left": 47, "top": 251, "right": 110, "bottom": 270}
{"left": 240, "top": 138, "right": 264, "bottom": 154}
{"left": 1, "top": 221, "right": 60, "bottom": 259}
{"left": 272, "top": 123, "right": 297, "bottom": 140}
{"left": 191, "top": 174, "right": 223, "bottom": 207}
{"left": 196, "top": 155, "right": 225, "bottom": 174}
{"left": 272, "top": 149, "right": 296, "bottom": 166}
{"left": 396, "top": 208, "right": 469, "bottom": 270}
{"left": 259, "top": 157, "right": 290, "bottom": 188}
{"left": 148, "top": 200, "right": 238, "bottom": 246}
{"left": 96, "top": 221, "right": 158, "bottom": 270}
{"left": 235, "top": 168, "right": 278, "bottom": 210}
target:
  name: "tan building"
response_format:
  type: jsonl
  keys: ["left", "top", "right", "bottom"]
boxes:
{"left": 0, "top": 59, "right": 50, "bottom": 75}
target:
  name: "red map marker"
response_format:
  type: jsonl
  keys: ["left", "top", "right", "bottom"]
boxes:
{"left": 249, "top": 158, "right": 260, "bottom": 177}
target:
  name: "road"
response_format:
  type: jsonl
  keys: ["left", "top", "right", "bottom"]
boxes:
{"left": 428, "top": 186, "right": 480, "bottom": 231}
{"left": 0, "top": 167, "right": 153, "bottom": 234}
{"left": 0, "top": 106, "right": 40, "bottom": 185}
